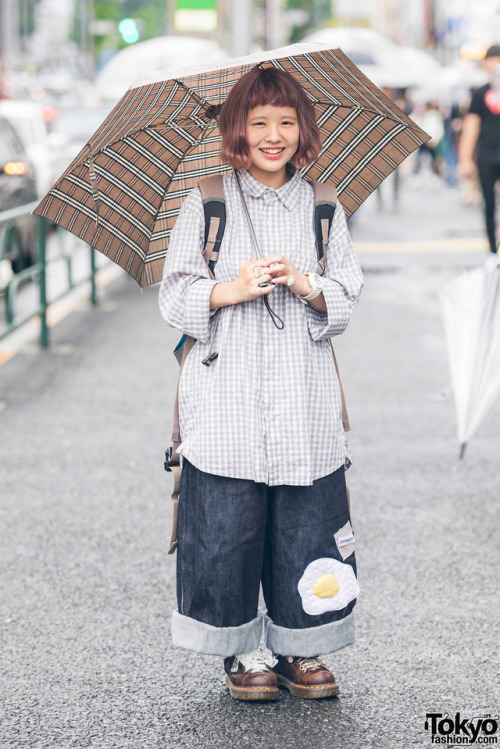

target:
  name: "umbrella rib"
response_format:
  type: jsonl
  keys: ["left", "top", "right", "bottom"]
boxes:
{"left": 85, "top": 83, "right": 202, "bottom": 161}
{"left": 90, "top": 81, "right": 159, "bottom": 153}
{"left": 312, "top": 100, "right": 429, "bottom": 132}
{"left": 313, "top": 50, "right": 397, "bottom": 117}
{"left": 174, "top": 79, "right": 214, "bottom": 118}
{"left": 154, "top": 115, "right": 220, "bottom": 207}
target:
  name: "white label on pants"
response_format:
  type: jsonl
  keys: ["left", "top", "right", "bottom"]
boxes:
{"left": 334, "top": 521, "right": 355, "bottom": 560}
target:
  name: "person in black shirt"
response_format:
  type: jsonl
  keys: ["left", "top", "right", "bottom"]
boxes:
{"left": 458, "top": 44, "right": 500, "bottom": 253}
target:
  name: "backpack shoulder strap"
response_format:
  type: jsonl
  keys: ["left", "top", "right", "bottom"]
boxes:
{"left": 308, "top": 181, "right": 350, "bottom": 433}
{"left": 198, "top": 175, "right": 226, "bottom": 279}
{"left": 308, "top": 180, "right": 338, "bottom": 277}
{"left": 165, "top": 332, "right": 196, "bottom": 554}
{"left": 330, "top": 340, "right": 350, "bottom": 433}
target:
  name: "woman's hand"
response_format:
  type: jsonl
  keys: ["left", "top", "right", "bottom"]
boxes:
{"left": 259, "top": 253, "right": 312, "bottom": 297}
{"left": 210, "top": 253, "right": 276, "bottom": 309}
{"left": 233, "top": 252, "right": 277, "bottom": 302}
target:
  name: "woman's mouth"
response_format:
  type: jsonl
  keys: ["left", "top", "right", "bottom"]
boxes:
{"left": 259, "top": 147, "right": 285, "bottom": 160}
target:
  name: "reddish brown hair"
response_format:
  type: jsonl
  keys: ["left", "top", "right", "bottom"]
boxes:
{"left": 218, "top": 66, "right": 322, "bottom": 170}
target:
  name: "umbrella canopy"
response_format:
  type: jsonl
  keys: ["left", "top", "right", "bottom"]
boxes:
{"left": 34, "top": 42, "right": 429, "bottom": 288}
{"left": 441, "top": 262, "right": 500, "bottom": 458}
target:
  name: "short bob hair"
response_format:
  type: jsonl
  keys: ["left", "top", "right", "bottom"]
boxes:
{"left": 218, "top": 66, "right": 322, "bottom": 170}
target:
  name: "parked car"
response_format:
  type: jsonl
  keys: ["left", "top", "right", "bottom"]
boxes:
{"left": 0, "top": 114, "right": 38, "bottom": 273}
{"left": 0, "top": 99, "right": 70, "bottom": 197}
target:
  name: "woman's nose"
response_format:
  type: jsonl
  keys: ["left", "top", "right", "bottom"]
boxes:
{"left": 265, "top": 126, "right": 281, "bottom": 141}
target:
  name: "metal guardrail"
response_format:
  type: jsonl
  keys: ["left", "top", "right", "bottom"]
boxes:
{"left": 0, "top": 202, "right": 98, "bottom": 347}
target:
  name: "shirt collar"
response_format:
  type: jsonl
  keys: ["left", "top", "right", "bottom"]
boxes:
{"left": 236, "top": 166, "right": 302, "bottom": 212}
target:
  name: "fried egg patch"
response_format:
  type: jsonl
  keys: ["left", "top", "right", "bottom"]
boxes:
{"left": 298, "top": 558, "right": 359, "bottom": 616}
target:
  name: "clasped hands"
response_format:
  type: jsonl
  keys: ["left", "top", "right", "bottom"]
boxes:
{"left": 234, "top": 252, "right": 312, "bottom": 303}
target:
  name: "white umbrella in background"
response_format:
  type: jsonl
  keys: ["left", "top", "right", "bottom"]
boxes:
{"left": 441, "top": 261, "right": 500, "bottom": 458}
{"left": 302, "top": 27, "right": 398, "bottom": 78}
{"left": 95, "top": 36, "right": 229, "bottom": 102}
{"left": 388, "top": 47, "right": 441, "bottom": 88}
{"left": 411, "top": 63, "right": 488, "bottom": 105}
{"left": 302, "top": 27, "right": 440, "bottom": 88}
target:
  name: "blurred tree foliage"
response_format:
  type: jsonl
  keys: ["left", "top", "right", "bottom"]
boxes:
{"left": 286, "top": 0, "right": 314, "bottom": 43}
{"left": 286, "top": 0, "right": 331, "bottom": 43}
{"left": 19, "top": 0, "right": 42, "bottom": 37}
{"left": 74, "top": 0, "right": 167, "bottom": 64}
{"left": 119, "top": 0, "right": 167, "bottom": 41}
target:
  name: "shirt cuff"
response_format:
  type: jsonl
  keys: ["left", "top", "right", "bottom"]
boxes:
{"left": 182, "top": 278, "right": 219, "bottom": 343}
{"left": 305, "top": 279, "right": 351, "bottom": 341}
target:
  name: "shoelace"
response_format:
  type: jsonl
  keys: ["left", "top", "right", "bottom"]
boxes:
{"left": 236, "top": 649, "right": 272, "bottom": 674}
{"left": 295, "top": 657, "right": 323, "bottom": 673}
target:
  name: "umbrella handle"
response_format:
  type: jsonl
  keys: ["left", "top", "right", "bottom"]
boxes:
{"left": 234, "top": 170, "right": 262, "bottom": 259}
{"left": 234, "top": 169, "right": 284, "bottom": 330}
{"left": 234, "top": 170, "right": 274, "bottom": 287}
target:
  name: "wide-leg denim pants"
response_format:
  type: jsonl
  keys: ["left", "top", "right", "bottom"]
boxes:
{"left": 172, "top": 459, "right": 358, "bottom": 657}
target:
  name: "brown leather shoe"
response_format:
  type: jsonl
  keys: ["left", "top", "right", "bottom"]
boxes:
{"left": 273, "top": 656, "right": 340, "bottom": 699}
{"left": 224, "top": 652, "right": 280, "bottom": 701}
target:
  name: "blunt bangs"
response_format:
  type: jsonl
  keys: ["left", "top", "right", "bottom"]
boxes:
{"left": 219, "top": 66, "right": 322, "bottom": 170}
{"left": 245, "top": 71, "right": 301, "bottom": 111}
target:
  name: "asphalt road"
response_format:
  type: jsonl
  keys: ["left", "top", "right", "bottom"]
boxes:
{"left": 1, "top": 178, "right": 499, "bottom": 749}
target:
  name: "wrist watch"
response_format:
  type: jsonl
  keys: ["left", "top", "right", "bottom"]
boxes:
{"left": 299, "top": 272, "right": 324, "bottom": 302}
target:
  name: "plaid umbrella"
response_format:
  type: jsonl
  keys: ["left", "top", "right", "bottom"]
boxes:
{"left": 34, "top": 42, "right": 429, "bottom": 288}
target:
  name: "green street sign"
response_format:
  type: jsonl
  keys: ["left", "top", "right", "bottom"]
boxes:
{"left": 174, "top": 0, "right": 218, "bottom": 32}
{"left": 177, "top": 0, "right": 217, "bottom": 8}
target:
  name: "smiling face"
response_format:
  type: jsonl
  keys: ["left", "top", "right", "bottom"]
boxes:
{"left": 245, "top": 105, "right": 300, "bottom": 188}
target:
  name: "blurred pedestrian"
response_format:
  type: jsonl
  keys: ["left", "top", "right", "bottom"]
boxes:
{"left": 458, "top": 44, "right": 500, "bottom": 253}
{"left": 376, "top": 87, "right": 412, "bottom": 207}
{"left": 159, "top": 67, "right": 363, "bottom": 701}
{"left": 413, "top": 101, "right": 445, "bottom": 178}
{"left": 442, "top": 101, "right": 460, "bottom": 187}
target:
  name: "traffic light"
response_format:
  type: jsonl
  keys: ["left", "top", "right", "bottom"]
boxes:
{"left": 118, "top": 18, "right": 140, "bottom": 44}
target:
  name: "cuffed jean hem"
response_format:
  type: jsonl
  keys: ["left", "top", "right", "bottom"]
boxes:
{"left": 265, "top": 612, "right": 355, "bottom": 657}
{"left": 171, "top": 610, "right": 265, "bottom": 656}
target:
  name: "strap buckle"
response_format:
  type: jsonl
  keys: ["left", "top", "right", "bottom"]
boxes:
{"left": 202, "top": 351, "right": 219, "bottom": 366}
{"left": 164, "top": 447, "right": 176, "bottom": 472}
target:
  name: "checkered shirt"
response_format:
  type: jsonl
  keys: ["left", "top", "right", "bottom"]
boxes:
{"left": 159, "top": 168, "right": 364, "bottom": 486}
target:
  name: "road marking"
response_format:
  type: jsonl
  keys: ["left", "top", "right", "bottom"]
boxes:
{"left": 354, "top": 237, "right": 488, "bottom": 253}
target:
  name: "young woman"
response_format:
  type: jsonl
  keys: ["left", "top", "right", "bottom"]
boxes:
{"left": 159, "top": 66, "right": 364, "bottom": 701}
